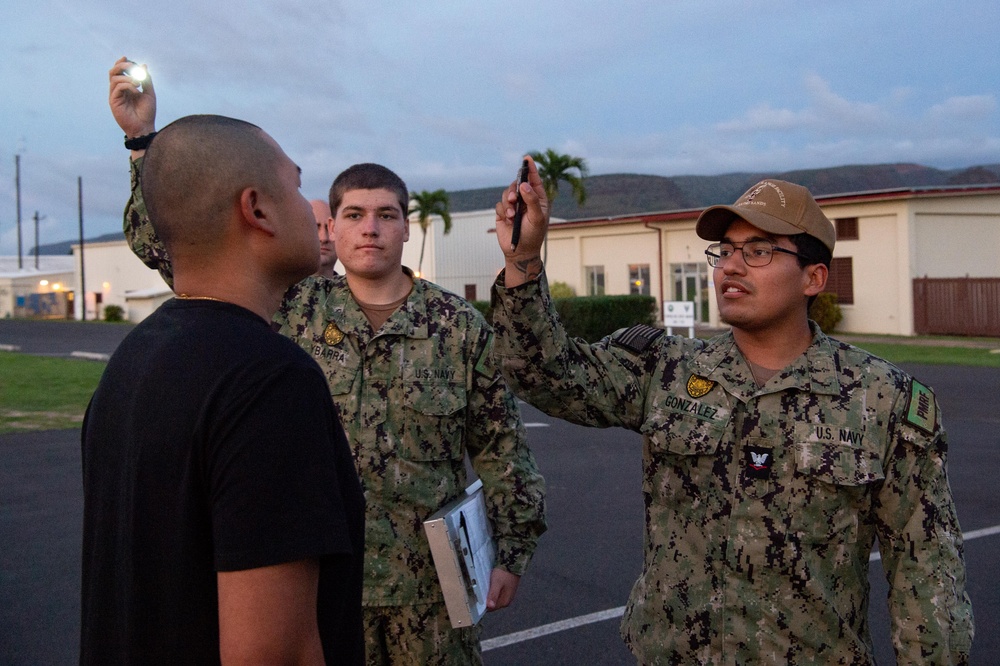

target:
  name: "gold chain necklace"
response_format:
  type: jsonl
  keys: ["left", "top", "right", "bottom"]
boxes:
{"left": 176, "top": 293, "right": 227, "bottom": 303}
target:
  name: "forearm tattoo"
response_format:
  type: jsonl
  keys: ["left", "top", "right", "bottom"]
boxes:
{"left": 513, "top": 256, "right": 544, "bottom": 282}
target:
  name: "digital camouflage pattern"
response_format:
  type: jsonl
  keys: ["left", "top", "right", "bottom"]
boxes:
{"left": 363, "top": 602, "right": 482, "bottom": 666}
{"left": 491, "top": 272, "right": 973, "bottom": 665}
{"left": 275, "top": 273, "right": 546, "bottom": 606}
{"left": 122, "top": 156, "right": 546, "bottom": 610}
{"left": 124, "top": 158, "right": 173, "bottom": 287}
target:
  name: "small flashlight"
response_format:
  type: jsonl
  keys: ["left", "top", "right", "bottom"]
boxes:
{"left": 122, "top": 60, "right": 147, "bottom": 83}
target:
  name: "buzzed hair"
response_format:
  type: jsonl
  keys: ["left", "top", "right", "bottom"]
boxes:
{"left": 142, "top": 115, "right": 282, "bottom": 254}
{"left": 329, "top": 163, "right": 409, "bottom": 218}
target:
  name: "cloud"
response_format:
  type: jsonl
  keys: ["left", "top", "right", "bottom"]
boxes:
{"left": 3, "top": 1, "right": 1000, "bottom": 254}
{"left": 925, "top": 95, "right": 997, "bottom": 123}
{"left": 715, "top": 105, "right": 816, "bottom": 133}
{"left": 715, "top": 74, "right": 898, "bottom": 136}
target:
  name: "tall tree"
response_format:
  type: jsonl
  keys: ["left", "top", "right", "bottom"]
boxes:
{"left": 409, "top": 189, "right": 452, "bottom": 277}
{"left": 530, "top": 149, "right": 589, "bottom": 206}
{"left": 528, "top": 149, "right": 589, "bottom": 262}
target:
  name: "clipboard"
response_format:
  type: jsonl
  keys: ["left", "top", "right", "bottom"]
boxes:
{"left": 422, "top": 479, "right": 496, "bottom": 627}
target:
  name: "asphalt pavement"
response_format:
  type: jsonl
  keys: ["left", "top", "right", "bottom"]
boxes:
{"left": 2, "top": 320, "right": 998, "bottom": 664}
{"left": 0, "top": 319, "right": 134, "bottom": 359}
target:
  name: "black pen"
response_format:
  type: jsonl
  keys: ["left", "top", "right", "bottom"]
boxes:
{"left": 510, "top": 159, "right": 529, "bottom": 252}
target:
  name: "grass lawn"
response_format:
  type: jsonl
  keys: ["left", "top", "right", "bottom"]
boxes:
{"left": 847, "top": 343, "right": 1000, "bottom": 368}
{"left": 1, "top": 337, "right": 998, "bottom": 434}
{"left": 0, "top": 352, "right": 106, "bottom": 434}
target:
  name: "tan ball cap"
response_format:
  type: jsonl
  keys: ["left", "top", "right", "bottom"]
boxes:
{"left": 695, "top": 179, "right": 836, "bottom": 253}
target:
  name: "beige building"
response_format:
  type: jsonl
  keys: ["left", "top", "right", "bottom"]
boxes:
{"left": 0, "top": 256, "right": 75, "bottom": 319}
{"left": 402, "top": 209, "right": 520, "bottom": 303}
{"left": 543, "top": 185, "right": 1000, "bottom": 337}
{"left": 70, "top": 239, "right": 171, "bottom": 321}
{"left": 28, "top": 184, "right": 998, "bottom": 336}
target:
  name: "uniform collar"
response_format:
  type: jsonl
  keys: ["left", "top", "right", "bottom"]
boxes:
{"left": 328, "top": 267, "right": 429, "bottom": 340}
{"left": 690, "top": 322, "right": 841, "bottom": 402}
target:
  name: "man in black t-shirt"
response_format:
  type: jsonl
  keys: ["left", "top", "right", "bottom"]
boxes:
{"left": 82, "top": 88, "right": 364, "bottom": 664}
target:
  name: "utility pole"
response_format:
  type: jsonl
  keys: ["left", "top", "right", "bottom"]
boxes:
{"left": 78, "top": 176, "right": 86, "bottom": 321}
{"left": 15, "top": 154, "right": 23, "bottom": 269}
{"left": 33, "top": 211, "right": 42, "bottom": 269}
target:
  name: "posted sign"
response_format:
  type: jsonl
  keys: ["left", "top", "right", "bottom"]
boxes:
{"left": 663, "top": 301, "right": 695, "bottom": 336}
{"left": 663, "top": 301, "right": 695, "bottom": 327}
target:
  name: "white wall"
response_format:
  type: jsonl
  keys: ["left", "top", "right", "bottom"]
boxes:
{"left": 840, "top": 214, "right": 905, "bottom": 335}
{"left": 72, "top": 240, "right": 170, "bottom": 321}
{"left": 913, "top": 214, "right": 1000, "bottom": 278}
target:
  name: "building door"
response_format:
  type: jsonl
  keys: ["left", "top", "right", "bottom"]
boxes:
{"left": 671, "top": 262, "right": 710, "bottom": 323}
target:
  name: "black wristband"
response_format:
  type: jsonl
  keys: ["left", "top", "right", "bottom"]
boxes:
{"left": 124, "top": 132, "right": 157, "bottom": 151}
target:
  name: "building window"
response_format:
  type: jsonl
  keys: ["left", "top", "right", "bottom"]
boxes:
{"left": 671, "top": 262, "right": 710, "bottom": 322}
{"left": 835, "top": 217, "right": 859, "bottom": 241}
{"left": 629, "top": 264, "right": 650, "bottom": 296}
{"left": 585, "top": 266, "right": 605, "bottom": 296}
{"left": 464, "top": 284, "right": 477, "bottom": 301}
{"left": 825, "top": 257, "right": 854, "bottom": 304}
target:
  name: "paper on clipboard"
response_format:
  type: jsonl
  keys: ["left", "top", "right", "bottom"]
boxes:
{"left": 422, "top": 479, "right": 496, "bottom": 627}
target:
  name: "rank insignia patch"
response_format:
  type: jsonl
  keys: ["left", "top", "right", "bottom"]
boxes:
{"left": 323, "top": 321, "right": 344, "bottom": 346}
{"left": 686, "top": 374, "right": 716, "bottom": 398}
{"left": 611, "top": 324, "right": 664, "bottom": 354}
{"left": 745, "top": 445, "right": 773, "bottom": 480}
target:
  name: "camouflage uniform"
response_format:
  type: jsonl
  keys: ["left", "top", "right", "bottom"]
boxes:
{"left": 491, "top": 272, "right": 973, "bottom": 665}
{"left": 122, "top": 159, "right": 547, "bottom": 664}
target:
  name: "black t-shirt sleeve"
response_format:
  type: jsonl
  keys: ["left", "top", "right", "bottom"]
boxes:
{"left": 208, "top": 362, "right": 355, "bottom": 572}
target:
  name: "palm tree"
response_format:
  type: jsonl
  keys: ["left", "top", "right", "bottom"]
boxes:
{"left": 409, "top": 189, "right": 452, "bottom": 277}
{"left": 528, "top": 149, "right": 589, "bottom": 262}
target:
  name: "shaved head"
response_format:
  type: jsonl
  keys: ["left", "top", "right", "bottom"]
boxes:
{"left": 142, "top": 115, "right": 283, "bottom": 256}
{"left": 311, "top": 199, "right": 331, "bottom": 221}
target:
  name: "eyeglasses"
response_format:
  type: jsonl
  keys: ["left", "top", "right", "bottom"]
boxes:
{"left": 705, "top": 241, "right": 809, "bottom": 267}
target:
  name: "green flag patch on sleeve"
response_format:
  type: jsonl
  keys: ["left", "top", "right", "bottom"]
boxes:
{"left": 904, "top": 379, "right": 938, "bottom": 435}
{"left": 475, "top": 332, "right": 496, "bottom": 377}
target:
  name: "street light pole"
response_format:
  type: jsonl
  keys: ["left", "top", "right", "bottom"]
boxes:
{"left": 34, "top": 211, "right": 41, "bottom": 269}
{"left": 15, "top": 155, "right": 23, "bottom": 270}
{"left": 78, "top": 176, "right": 86, "bottom": 321}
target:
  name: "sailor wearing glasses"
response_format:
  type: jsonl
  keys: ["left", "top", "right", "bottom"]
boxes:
{"left": 490, "top": 170, "right": 973, "bottom": 665}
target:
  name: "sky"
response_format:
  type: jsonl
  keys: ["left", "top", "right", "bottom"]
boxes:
{"left": 1, "top": 0, "right": 998, "bottom": 255}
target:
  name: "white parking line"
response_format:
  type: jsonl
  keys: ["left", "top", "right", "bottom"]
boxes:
{"left": 483, "top": 606, "right": 626, "bottom": 651}
{"left": 868, "top": 523, "right": 1000, "bottom": 562}
{"left": 484, "top": 522, "right": 1000, "bottom": 652}
{"left": 70, "top": 351, "right": 110, "bottom": 362}
{"left": 524, "top": 423, "right": 550, "bottom": 428}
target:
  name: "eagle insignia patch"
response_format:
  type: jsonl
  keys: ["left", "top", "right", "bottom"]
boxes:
{"left": 323, "top": 321, "right": 345, "bottom": 346}
{"left": 686, "top": 374, "right": 716, "bottom": 398}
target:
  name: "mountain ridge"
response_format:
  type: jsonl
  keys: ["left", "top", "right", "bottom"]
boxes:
{"left": 447, "top": 162, "right": 1000, "bottom": 220}
{"left": 33, "top": 161, "right": 1000, "bottom": 255}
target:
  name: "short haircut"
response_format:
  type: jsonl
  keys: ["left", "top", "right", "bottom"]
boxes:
{"left": 142, "top": 115, "right": 281, "bottom": 254}
{"left": 790, "top": 233, "right": 832, "bottom": 270}
{"left": 329, "top": 163, "right": 408, "bottom": 217}
{"left": 790, "top": 233, "right": 832, "bottom": 310}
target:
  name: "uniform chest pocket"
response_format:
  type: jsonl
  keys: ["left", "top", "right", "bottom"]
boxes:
{"left": 641, "top": 396, "right": 730, "bottom": 457}
{"left": 400, "top": 383, "right": 467, "bottom": 461}
{"left": 791, "top": 440, "right": 885, "bottom": 544}
{"left": 326, "top": 369, "right": 356, "bottom": 398}
{"left": 640, "top": 409, "right": 728, "bottom": 503}
{"left": 642, "top": 415, "right": 724, "bottom": 457}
